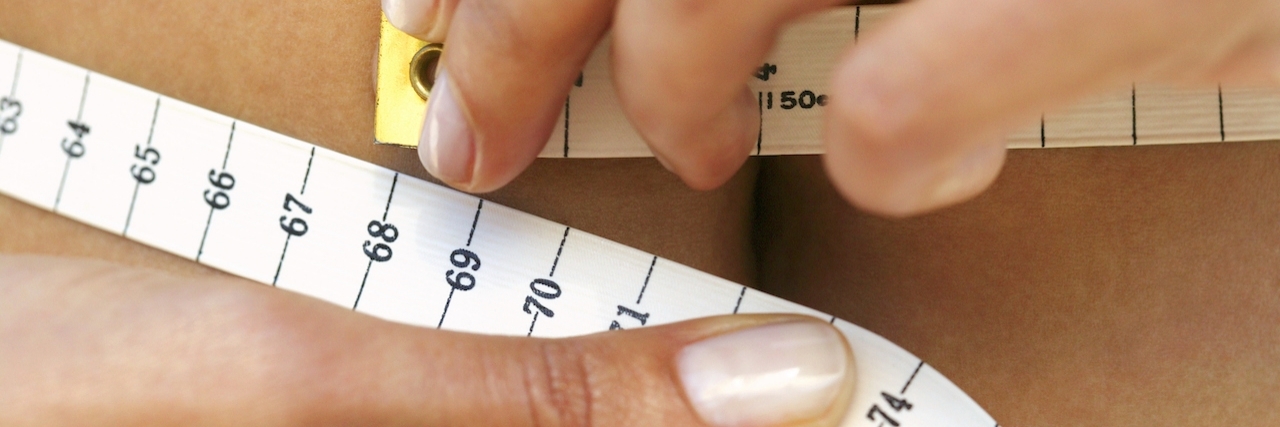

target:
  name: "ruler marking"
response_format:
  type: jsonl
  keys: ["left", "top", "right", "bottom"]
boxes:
{"left": 747, "top": 92, "right": 757, "bottom": 155}
{"left": 52, "top": 157, "right": 72, "bottom": 210}
{"left": 271, "top": 236, "right": 292, "bottom": 287}
{"left": 732, "top": 286, "right": 746, "bottom": 314}
{"left": 272, "top": 147, "right": 317, "bottom": 286}
{"left": 1131, "top": 85, "right": 1138, "bottom": 145}
{"left": 195, "top": 209, "right": 217, "bottom": 262}
{"left": 220, "top": 121, "right": 236, "bottom": 169}
{"left": 121, "top": 97, "right": 162, "bottom": 237}
{"left": 1218, "top": 85, "right": 1226, "bottom": 142}
{"left": 353, "top": 258, "right": 375, "bottom": 309}
{"left": 436, "top": 287, "right": 456, "bottom": 329}
{"left": 465, "top": 199, "right": 483, "bottom": 246}
{"left": 53, "top": 73, "right": 92, "bottom": 211}
{"left": 548, "top": 226, "right": 570, "bottom": 277}
{"left": 354, "top": 173, "right": 401, "bottom": 309}
{"left": 6, "top": 49, "right": 19, "bottom": 96}
{"left": 299, "top": 146, "right": 316, "bottom": 194}
{"left": 74, "top": 73, "right": 90, "bottom": 120}
{"left": 380, "top": 172, "right": 399, "bottom": 222}
{"left": 121, "top": 183, "right": 143, "bottom": 235}
{"left": 563, "top": 96, "right": 570, "bottom": 158}
{"left": 196, "top": 122, "right": 237, "bottom": 262}
{"left": 0, "top": 49, "right": 21, "bottom": 158}
{"left": 636, "top": 255, "right": 657, "bottom": 305}
{"left": 527, "top": 311, "right": 539, "bottom": 337}
{"left": 901, "top": 360, "right": 925, "bottom": 394}
{"left": 854, "top": 6, "right": 861, "bottom": 41}
{"left": 1039, "top": 115, "right": 1046, "bottom": 148}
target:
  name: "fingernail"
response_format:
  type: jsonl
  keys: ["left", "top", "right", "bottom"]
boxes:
{"left": 382, "top": 0, "right": 432, "bottom": 35}
{"left": 917, "top": 143, "right": 1005, "bottom": 210}
{"left": 678, "top": 322, "right": 850, "bottom": 427}
{"left": 419, "top": 70, "right": 476, "bottom": 186}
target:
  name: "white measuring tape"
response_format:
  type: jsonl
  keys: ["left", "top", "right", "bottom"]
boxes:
{"left": 0, "top": 39, "right": 999, "bottom": 426}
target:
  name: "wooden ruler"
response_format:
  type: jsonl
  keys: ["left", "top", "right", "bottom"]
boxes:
{"left": 371, "top": 5, "right": 1280, "bottom": 157}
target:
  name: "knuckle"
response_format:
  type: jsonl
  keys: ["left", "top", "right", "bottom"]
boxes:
{"left": 520, "top": 340, "right": 602, "bottom": 427}
{"left": 468, "top": 0, "right": 607, "bottom": 59}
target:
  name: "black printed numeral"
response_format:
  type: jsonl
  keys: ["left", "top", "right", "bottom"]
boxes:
{"left": 609, "top": 305, "right": 650, "bottom": 330}
{"left": 362, "top": 220, "right": 399, "bottom": 262}
{"left": 779, "top": 90, "right": 826, "bottom": 110}
{"left": 279, "top": 193, "right": 311, "bottom": 237}
{"left": 522, "top": 278, "right": 561, "bottom": 317}
{"left": 130, "top": 145, "right": 160, "bottom": 184}
{"left": 445, "top": 248, "right": 481, "bottom": 291}
{"left": 203, "top": 169, "right": 236, "bottom": 210}
{"left": 61, "top": 121, "right": 89, "bottom": 158}
{"left": 866, "top": 392, "right": 913, "bottom": 426}
{"left": 755, "top": 63, "right": 778, "bottom": 81}
{"left": 762, "top": 90, "right": 827, "bottom": 110}
{"left": 0, "top": 97, "right": 20, "bottom": 135}
{"left": 881, "top": 392, "right": 913, "bottom": 411}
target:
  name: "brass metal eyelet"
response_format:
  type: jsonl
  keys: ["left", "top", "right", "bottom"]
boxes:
{"left": 409, "top": 43, "right": 444, "bottom": 100}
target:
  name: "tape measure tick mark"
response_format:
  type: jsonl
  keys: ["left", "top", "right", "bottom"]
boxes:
{"left": 1039, "top": 115, "right": 1046, "bottom": 148}
{"left": 465, "top": 199, "right": 484, "bottom": 246}
{"left": 527, "top": 312, "right": 540, "bottom": 337}
{"left": 732, "top": 286, "right": 746, "bottom": 314}
{"left": 1131, "top": 85, "right": 1138, "bottom": 146}
{"left": 563, "top": 96, "right": 571, "bottom": 158}
{"left": 756, "top": 92, "right": 764, "bottom": 156}
{"left": 854, "top": 6, "right": 862, "bottom": 41}
{"left": 1218, "top": 85, "right": 1226, "bottom": 142}
{"left": 548, "top": 226, "right": 570, "bottom": 277}
{"left": 5, "top": 49, "right": 18, "bottom": 96}
{"left": 900, "top": 360, "right": 925, "bottom": 394}
{"left": 636, "top": 255, "right": 657, "bottom": 305}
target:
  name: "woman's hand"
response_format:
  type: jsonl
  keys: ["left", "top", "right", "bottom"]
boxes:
{"left": 0, "top": 255, "right": 855, "bottom": 426}
{"left": 384, "top": 0, "right": 1280, "bottom": 216}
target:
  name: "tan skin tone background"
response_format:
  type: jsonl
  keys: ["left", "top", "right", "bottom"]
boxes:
{"left": 1, "top": 0, "right": 1277, "bottom": 425}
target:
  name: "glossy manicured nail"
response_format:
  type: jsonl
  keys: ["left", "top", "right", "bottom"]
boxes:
{"left": 419, "top": 70, "right": 475, "bottom": 187}
{"left": 678, "top": 321, "right": 850, "bottom": 427}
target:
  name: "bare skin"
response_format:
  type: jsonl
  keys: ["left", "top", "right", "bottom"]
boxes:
{"left": 2, "top": 0, "right": 1279, "bottom": 426}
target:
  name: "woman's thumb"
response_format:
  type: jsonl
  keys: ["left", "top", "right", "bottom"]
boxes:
{"left": 0, "top": 256, "right": 855, "bottom": 426}
{"left": 382, "top": 314, "right": 857, "bottom": 426}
